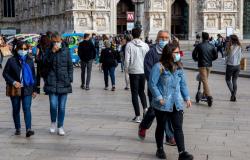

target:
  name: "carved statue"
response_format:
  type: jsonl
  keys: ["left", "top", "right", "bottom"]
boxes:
{"left": 88, "top": 0, "right": 95, "bottom": 9}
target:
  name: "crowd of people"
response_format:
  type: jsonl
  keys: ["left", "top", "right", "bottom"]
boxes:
{"left": 0, "top": 27, "right": 246, "bottom": 160}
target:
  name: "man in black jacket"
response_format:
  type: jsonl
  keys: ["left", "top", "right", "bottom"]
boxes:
{"left": 78, "top": 33, "right": 96, "bottom": 90}
{"left": 192, "top": 32, "right": 218, "bottom": 106}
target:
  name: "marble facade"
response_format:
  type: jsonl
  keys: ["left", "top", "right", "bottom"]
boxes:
{"left": 0, "top": 0, "right": 246, "bottom": 40}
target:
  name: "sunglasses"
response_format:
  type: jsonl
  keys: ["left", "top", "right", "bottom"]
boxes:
{"left": 19, "top": 48, "right": 28, "bottom": 50}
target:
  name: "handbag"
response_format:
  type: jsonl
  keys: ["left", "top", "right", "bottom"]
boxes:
{"left": 240, "top": 58, "right": 247, "bottom": 70}
{"left": 0, "top": 45, "right": 12, "bottom": 57}
{"left": 6, "top": 84, "right": 21, "bottom": 97}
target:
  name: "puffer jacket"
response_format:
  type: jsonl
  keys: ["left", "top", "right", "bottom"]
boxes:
{"left": 192, "top": 41, "right": 218, "bottom": 67}
{"left": 43, "top": 45, "right": 73, "bottom": 94}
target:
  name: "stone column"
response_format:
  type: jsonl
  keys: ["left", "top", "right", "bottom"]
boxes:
{"left": 133, "top": 0, "right": 145, "bottom": 29}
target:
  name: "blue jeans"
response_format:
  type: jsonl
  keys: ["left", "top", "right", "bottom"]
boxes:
{"left": 10, "top": 96, "right": 32, "bottom": 130}
{"left": 103, "top": 67, "right": 116, "bottom": 87}
{"left": 49, "top": 94, "right": 68, "bottom": 128}
{"left": 95, "top": 48, "right": 100, "bottom": 64}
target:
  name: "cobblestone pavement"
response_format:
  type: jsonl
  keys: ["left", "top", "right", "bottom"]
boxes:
{"left": 0, "top": 61, "right": 250, "bottom": 160}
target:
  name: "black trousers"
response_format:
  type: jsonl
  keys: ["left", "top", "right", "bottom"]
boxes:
{"left": 81, "top": 60, "right": 93, "bottom": 87}
{"left": 129, "top": 74, "right": 147, "bottom": 116}
{"left": 140, "top": 89, "right": 154, "bottom": 129}
{"left": 154, "top": 108, "right": 185, "bottom": 152}
{"left": 225, "top": 65, "right": 240, "bottom": 96}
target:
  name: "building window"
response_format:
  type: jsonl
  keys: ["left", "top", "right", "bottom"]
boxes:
{"left": 3, "top": 0, "right": 15, "bottom": 17}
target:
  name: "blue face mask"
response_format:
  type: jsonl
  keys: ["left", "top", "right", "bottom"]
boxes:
{"left": 18, "top": 50, "right": 28, "bottom": 57}
{"left": 174, "top": 53, "right": 181, "bottom": 62}
{"left": 159, "top": 40, "right": 168, "bottom": 49}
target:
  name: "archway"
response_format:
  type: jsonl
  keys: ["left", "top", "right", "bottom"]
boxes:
{"left": 117, "top": 0, "right": 135, "bottom": 34}
{"left": 171, "top": 0, "right": 189, "bottom": 40}
{"left": 243, "top": 0, "right": 250, "bottom": 39}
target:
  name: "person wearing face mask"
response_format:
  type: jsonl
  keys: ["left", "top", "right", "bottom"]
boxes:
{"left": 138, "top": 30, "right": 176, "bottom": 146}
{"left": 2, "top": 41, "right": 37, "bottom": 137}
{"left": 149, "top": 43, "right": 193, "bottom": 160}
{"left": 43, "top": 33, "right": 73, "bottom": 136}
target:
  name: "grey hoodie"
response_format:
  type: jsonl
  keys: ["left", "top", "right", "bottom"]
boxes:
{"left": 125, "top": 39, "right": 149, "bottom": 74}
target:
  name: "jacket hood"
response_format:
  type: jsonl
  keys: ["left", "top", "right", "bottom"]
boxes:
{"left": 131, "top": 39, "right": 144, "bottom": 47}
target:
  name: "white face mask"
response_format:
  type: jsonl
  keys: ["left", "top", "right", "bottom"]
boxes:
{"left": 55, "top": 42, "right": 62, "bottom": 49}
{"left": 18, "top": 50, "right": 28, "bottom": 57}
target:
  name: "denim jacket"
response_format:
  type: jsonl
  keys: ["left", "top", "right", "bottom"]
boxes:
{"left": 149, "top": 63, "right": 190, "bottom": 112}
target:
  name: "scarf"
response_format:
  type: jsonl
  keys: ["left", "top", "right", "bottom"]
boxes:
{"left": 19, "top": 56, "right": 34, "bottom": 86}
{"left": 156, "top": 44, "right": 163, "bottom": 55}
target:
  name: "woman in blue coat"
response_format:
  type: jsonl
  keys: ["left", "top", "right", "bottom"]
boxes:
{"left": 149, "top": 43, "right": 193, "bottom": 160}
{"left": 3, "top": 41, "right": 37, "bottom": 137}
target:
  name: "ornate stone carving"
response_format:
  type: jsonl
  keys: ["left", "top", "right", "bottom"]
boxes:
{"left": 206, "top": 0, "right": 221, "bottom": 10}
{"left": 153, "top": 19, "right": 162, "bottom": 28}
{"left": 152, "top": 0, "right": 163, "bottom": 10}
{"left": 204, "top": 14, "right": 219, "bottom": 28}
{"left": 96, "top": 0, "right": 111, "bottom": 9}
{"left": 78, "top": 0, "right": 87, "bottom": 7}
{"left": 78, "top": 18, "right": 87, "bottom": 26}
{"left": 224, "top": 0, "right": 234, "bottom": 11}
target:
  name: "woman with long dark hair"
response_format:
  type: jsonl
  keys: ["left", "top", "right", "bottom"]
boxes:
{"left": 149, "top": 43, "right": 193, "bottom": 160}
{"left": 36, "top": 35, "right": 51, "bottom": 94}
{"left": 225, "top": 35, "right": 243, "bottom": 101}
{"left": 2, "top": 41, "right": 37, "bottom": 137}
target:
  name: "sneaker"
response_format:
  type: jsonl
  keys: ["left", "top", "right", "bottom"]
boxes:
{"left": 104, "top": 87, "right": 108, "bottom": 90}
{"left": 80, "top": 85, "right": 85, "bottom": 89}
{"left": 124, "top": 87, "right": 129, "bottom": 90}
{"left": 132, "top": 116, "right": 141, "bottom": 123}
{"left": 26, "top": 129, "right": 35, "bottom": 138}
{"left": 111, "top": 86, "right": 116, "bottom": 91}
{"left": 50, "top": 123, "right": 56, "bottom": 133}
{"left": 156, "top": 148, "right": 166, "bottom": 159}
{"left": 138, "top": 127, "right": 146, "bottom": 140}
{"left": 178, "top": 151, "right": 194, "bottom": 160}
{"left": 207, "top": 96, "right": 213, "bottom": 107}
{"left": 15, "top": 129, "right": 21, "bottom": 135}
{"left": 166, "top": 137, "right": 176, "bottom": 146}
{"left": 85, "top": 87, "right": 90, "bottom": 91}
{"left": 58, "top": 127, "right": 65, "bottom": 136}
{"left": 230, "top": 95, "right": 236, "bottom": 102}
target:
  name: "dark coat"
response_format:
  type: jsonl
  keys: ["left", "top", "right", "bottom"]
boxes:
{"left": 2, "top": 55, "right": 37, "bottom": 96}
{"left": 43, "top": 46, "right": 73, "bottom": 94}
{"left": 99, "top": 48, "right": 118, "bottom": 68}
{"left": 78, "top": 40, "right": 96, "bottom": 62}
{"left": 144, "top": 45, "right": 162, "bottom": 81}
{"left": 192, "top": 41, "right": 218, "bottom": 67}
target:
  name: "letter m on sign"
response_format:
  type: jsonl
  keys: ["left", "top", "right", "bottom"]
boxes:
{"left": 127, "top": 12, "right": 134, "bottom": 22}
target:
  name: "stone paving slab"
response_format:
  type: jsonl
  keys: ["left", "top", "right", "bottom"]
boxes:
{"left": 0, "top": 61, "right": 250, "bottom": 160}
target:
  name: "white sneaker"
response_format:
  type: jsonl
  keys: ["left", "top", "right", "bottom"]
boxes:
{"left": 49, "top": 123, "right": 56, "bottom": 133}
{"left": 132, "top": 116, "right": 141, "bottom": 123}
{"left": 58, "top": 127, "right": 65, "bottom": 136}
